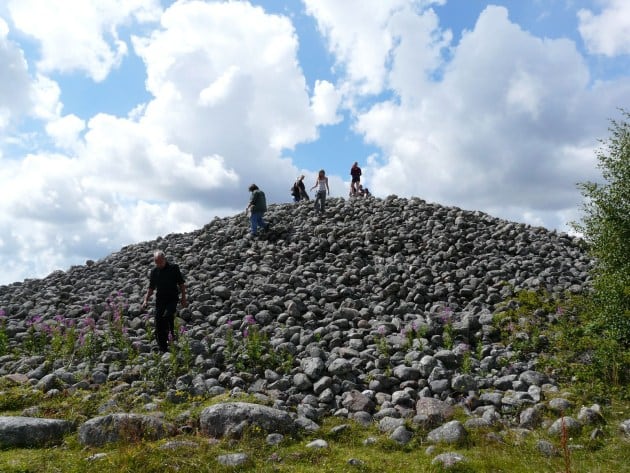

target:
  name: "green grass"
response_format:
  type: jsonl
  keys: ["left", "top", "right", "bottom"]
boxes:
{"left": 1, "top": 387, "right": 629, "bottom": 473}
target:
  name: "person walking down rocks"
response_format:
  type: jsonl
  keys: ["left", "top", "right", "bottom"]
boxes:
{"left": 141, "top": 250, "right": 187, "bottom": 353}
{"left": 350, "top": 161, "right": 362, "bottom": 196}
{"left": 310, "top": 169, "right": 330, "bottom": 213}
{"left": 246, "top": 184, "right": 269, "bottom": 236}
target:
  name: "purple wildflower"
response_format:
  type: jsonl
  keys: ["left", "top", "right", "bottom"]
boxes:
{"left": 83, "top": 304, "right": 91, "bottom": 313}
{"left": 0, "top": 309, "right": 6, "bottom": 318}
{"left": 243, "top": 328, "right": 249, "bottom": 338}
{"left": 226, "top": 319, "right": 233, "bottom": 328}
{"left": 179, "top": 325, "right": 188, "bottom": 335}
{"left": 245, "top": 314, "right": 256, "bottom": 325}
{"left": 27, "top": 315, "right": 43, "bottom": 328}
{"left": 377, "top": 325, "right": 385, "bottom": 335}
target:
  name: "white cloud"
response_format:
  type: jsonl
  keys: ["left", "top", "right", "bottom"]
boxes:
{"left": 7, "top": 0, "right": 162, "bottom": 81}
{"left": 311, "top": 80, "right": 342, "bottom": 126}
{"left": 0, "top": 1, "right": 330, "bottom": 284}
{"left": 578, "top": 0, "right": 630, "bottom": 56}
{"left": 45, "top": 114, "right": 86, "bottom": 151}
{"left": 0, "top": 17, "right": 32, "bottom": 130}
{"left": 311, "top": 4, "right": 630, "bottom": 232}
{"left": 132, "top": 0, "right": 318, "bottom": 179}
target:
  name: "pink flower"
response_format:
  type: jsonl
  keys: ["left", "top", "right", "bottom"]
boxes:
{"left": 245, "top": 315, "right": 256, "bottom": 325}
{"left": 243, "top": 328, "right": 249, "bottom": 338}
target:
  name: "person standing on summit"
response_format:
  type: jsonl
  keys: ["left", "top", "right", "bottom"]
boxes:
{"left": 142, "top": 250, "right": 187, "bottom": 353}
{"left": 350, "top": 161, "right": 362, "bottom": 196}
{"left": 310, "top": 169, "right": 330, "bottom": 213}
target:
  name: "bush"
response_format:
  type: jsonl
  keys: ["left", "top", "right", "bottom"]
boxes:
{"left": 574, "top": 108, "right": 630, "bottom": 347}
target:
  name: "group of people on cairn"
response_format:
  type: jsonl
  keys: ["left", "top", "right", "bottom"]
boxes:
{"left": 142, "top": 161, "right": 372, "bottom": 352}
{"left": 247, "top": 162, "right": 370, "bottom": 238}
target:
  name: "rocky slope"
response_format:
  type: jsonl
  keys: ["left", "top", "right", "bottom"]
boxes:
{"left": 3, "top": 195, "right": 616, "bottom": 453}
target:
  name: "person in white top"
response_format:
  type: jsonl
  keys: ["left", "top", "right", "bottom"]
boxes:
{"left": 310, "top": 169, "right": 330, "bottom": 213}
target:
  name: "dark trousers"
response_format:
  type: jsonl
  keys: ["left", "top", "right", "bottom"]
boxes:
{"left": 155, "top": 299, "right": 177, "bottom": 352}
{"left": 314, "top": 191, "right": 326, "bottom": 212}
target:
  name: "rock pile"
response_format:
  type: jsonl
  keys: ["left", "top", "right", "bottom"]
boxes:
{"left": 2, "top": 196, "right": 621, "bottom": 453}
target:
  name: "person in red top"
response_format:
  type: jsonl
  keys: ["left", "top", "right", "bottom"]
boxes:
{"left": 350, "top": 162, "right": 362, "bottom": 196}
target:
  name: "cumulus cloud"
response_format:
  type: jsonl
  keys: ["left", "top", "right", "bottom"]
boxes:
{"left": 311, "top": 80, "right": 342, "bottom": 126}
{"left": 309, "top": 4, "right": 630, "bottom": 230}
{"left": 7, "top": 0, "right": 162, "bottom": 81}
{"left": 578, "top": 0, "right": 630, "bottom": 56}
{"left": 0, "top": 17, "right": 32, "bottom": 131}
{"left": 0, "top": 1, "right": 329, "bottom": 284}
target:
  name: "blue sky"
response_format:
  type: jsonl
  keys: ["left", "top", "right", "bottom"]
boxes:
{"left": 0, "top": 0, "right": 629, "bottom": 285}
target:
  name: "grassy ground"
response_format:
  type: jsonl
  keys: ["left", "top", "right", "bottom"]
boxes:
{"left": 0, "top": 386, "right": 629, "bottom": 473}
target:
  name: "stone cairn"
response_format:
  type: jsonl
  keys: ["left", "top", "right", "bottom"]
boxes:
{"left": 1, "top": 196, "right": 627, "bottom": 464}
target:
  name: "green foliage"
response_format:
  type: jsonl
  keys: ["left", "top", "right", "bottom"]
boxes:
{"left": 574, "top": 108, "right": 630, "bottom": 347}
{"left": 0, "top": 384, "right": 44, "bottom": 412}
{"left": 493, "top": 289, "right": 557, "bottom": 356}
{"left": 539, "top": 294, "right": 630, "bottom": 398}
{"left": 223, "top": 316, "right": 293, "bottom": 375}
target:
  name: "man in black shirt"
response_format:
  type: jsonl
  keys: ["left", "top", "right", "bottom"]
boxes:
{"left": 142, "top": 250, "right": 187, "bottom": 352}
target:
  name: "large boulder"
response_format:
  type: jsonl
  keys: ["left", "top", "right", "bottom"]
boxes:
{"left": 199, "top": 402, "right": 298, "bottom": 438}
{"left": 78, "top": 413, "right": 175, "bottom": 446}
{"left": 0, "top": 416, "right": 74, "bottom": 448}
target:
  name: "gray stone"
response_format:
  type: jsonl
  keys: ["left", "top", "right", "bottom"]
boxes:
{"left": 217, "top": 453, "right": 249, "bottom": 467}
{"left": 577, "top": 406, "right": 604, "bottom": 425}
{"left": 379, "top": 417, "right": 405, "bottom": 433}
{"left": 451, "top": 374, "right": 477, "bottom": 393}
{"left": 199, "top": 402, "right": 297, "bottom": 438}
{"left": 328, "top": 358, "right": 352, "bottom": 375}
{"left": 78, "top": 413, "right": 175, "bottom": 446}
{"left": 536, "top": 440, "right": 559, "bottom": 457}
{"left": 306, "top": 439, "right": 328, "bottom": 449}
{"left": 519, "top": 407, "right": 543, "bottom": 429}
{"left": 0, "top": 416, "right": 74, "bottom": 448}
{"left": 431, "top": 452, "right": 466, "bottom": 468}
{"left": 548, "top": 398, "right": 573, "bottom": 413}
{"left": 415, "top": 397, "right": 454, "bottom": 426}
{"left": 548, "top": 416, "right": 582, "bottom": 437}
{"left": 301, "top": 357, "right": 325, "bottom": 379}
{"left": 389, "top": 425, "right": 413, "bottom": 444}
{"left": 342, "top": 390, "right": 375, "bottom": 413}
{"left": 427, "top": 420, "right": 468, "bottom": 445}
{"left": 619, "top": 419, "right": 630, "bottom": 437}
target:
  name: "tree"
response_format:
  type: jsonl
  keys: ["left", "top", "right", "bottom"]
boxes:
{"left": 575, "top": 109, "right": 630, "bottom": 347}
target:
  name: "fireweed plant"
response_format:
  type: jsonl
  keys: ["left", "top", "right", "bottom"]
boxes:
{"left": 2, "top": 292, "right": 141, "bottom": 364}
{"left": 106, "top": 292, "right": 132, "bottom": 353}
{"left": 223, "top": 315, "right": 292, "bottom": 374}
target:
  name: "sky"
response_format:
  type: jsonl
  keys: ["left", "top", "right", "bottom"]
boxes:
{"left": 0, "top": 0, "right": 629, "bottom": 286}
